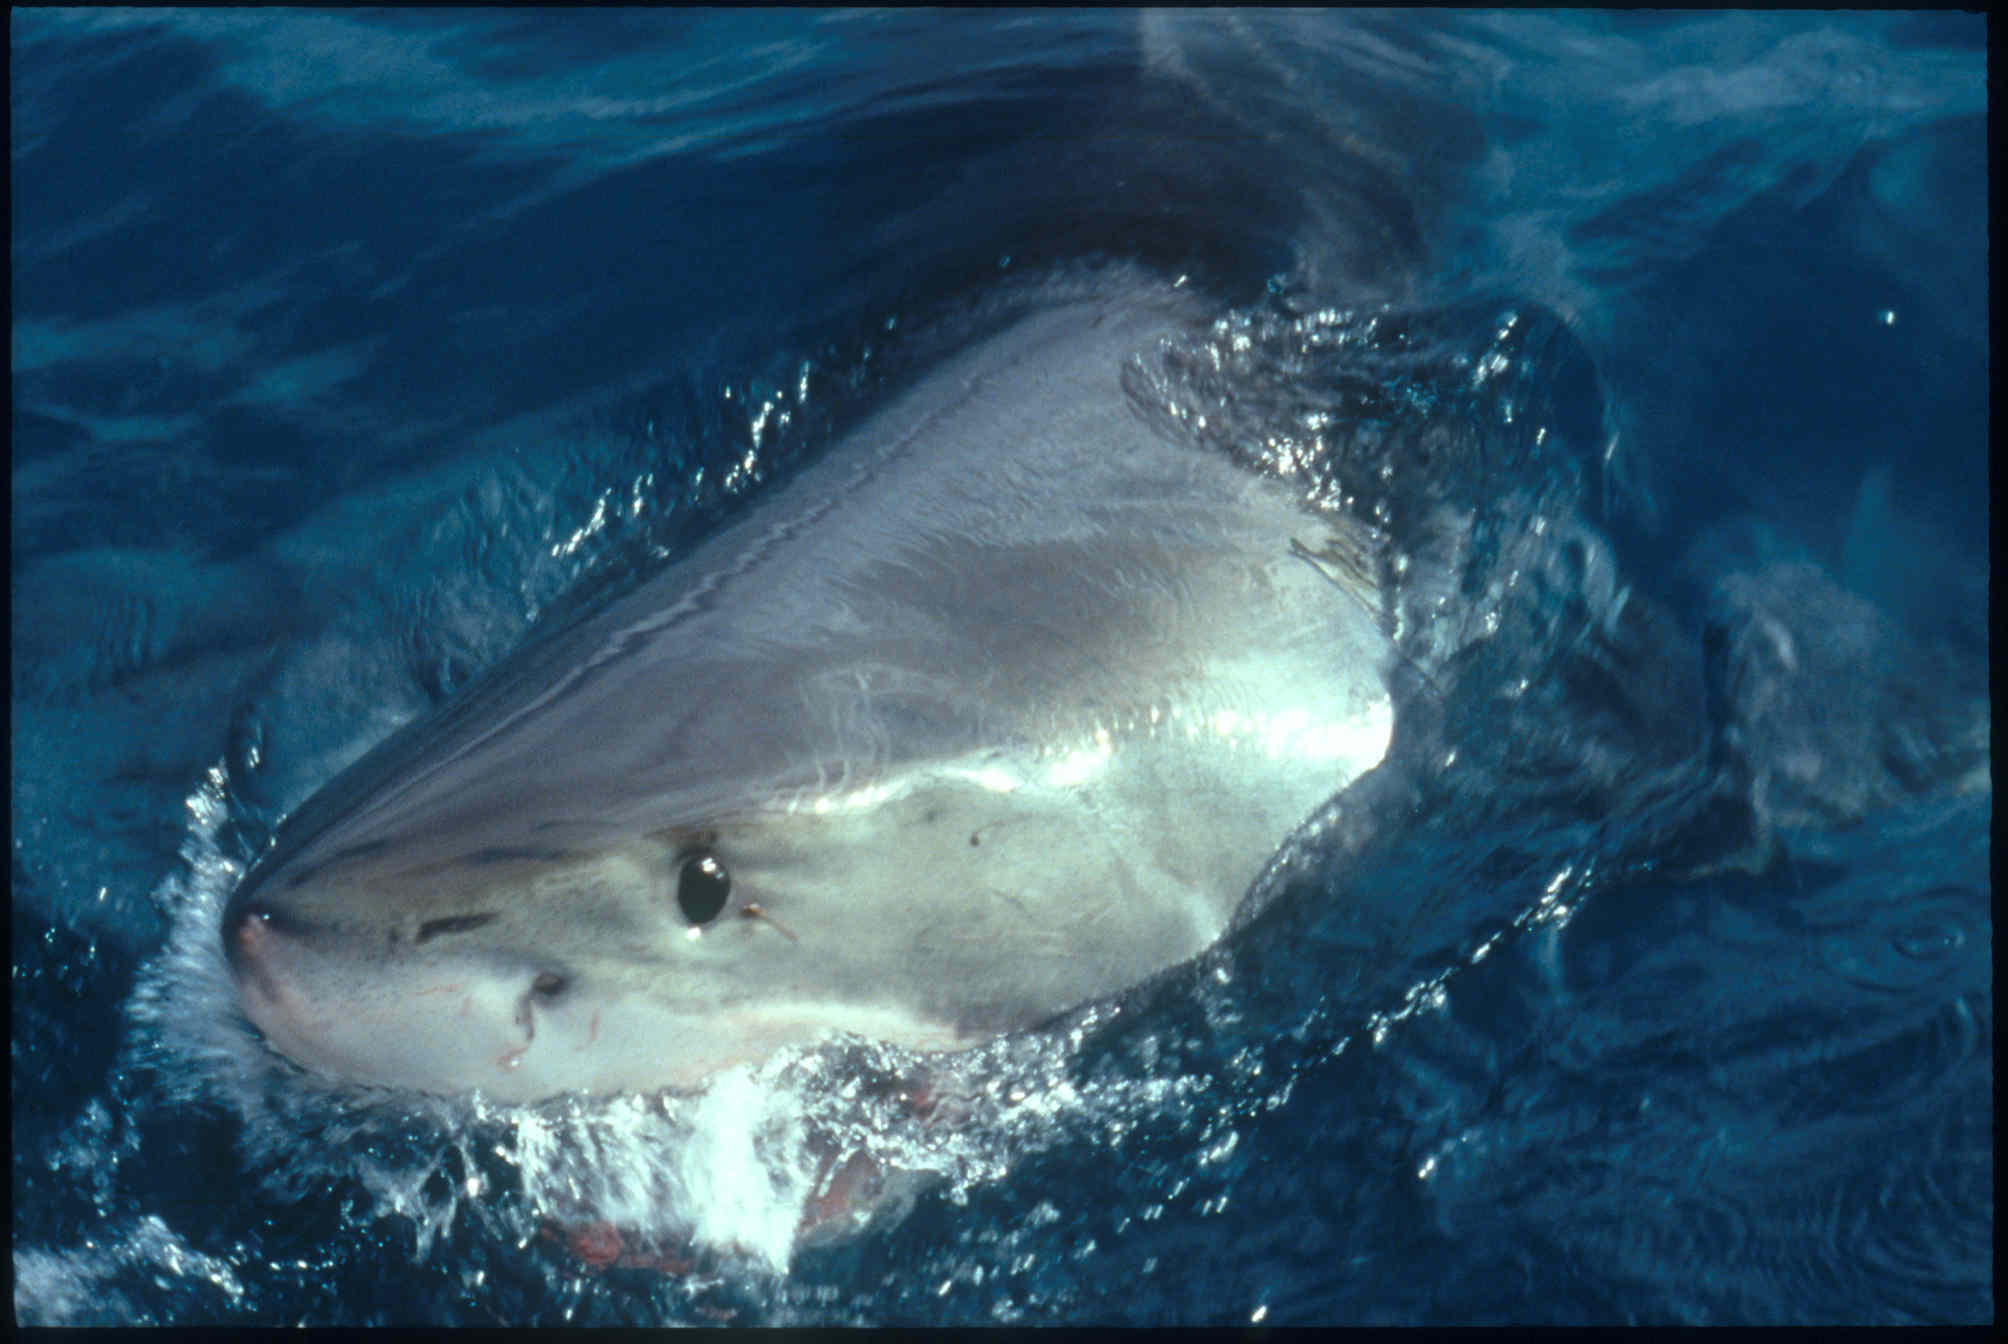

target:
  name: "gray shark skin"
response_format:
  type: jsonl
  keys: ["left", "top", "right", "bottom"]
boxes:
{"left": 222, "top": 276, "right": 1395, "bottom": 1103}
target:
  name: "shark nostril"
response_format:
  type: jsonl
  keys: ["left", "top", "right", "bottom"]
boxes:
{"left": 517, "top": 971, "right": 570, "bottom": 1042}
{"left": 414, "top": 912, "right": 499, "bottom": 944}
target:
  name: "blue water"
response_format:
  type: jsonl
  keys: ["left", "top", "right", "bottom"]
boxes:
{"left": 10, "top": 10, "right": 1988, "bottom": 1326}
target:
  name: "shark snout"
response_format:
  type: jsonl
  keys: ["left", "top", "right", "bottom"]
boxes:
{"left": 223, "top": 894, "right": 349, "bottom": 1069}
{"left": 223, "top": 889, "right": 306, "bottom": 987}
{"left": 223, "top": 881, "right": 558, "bottom": 1094}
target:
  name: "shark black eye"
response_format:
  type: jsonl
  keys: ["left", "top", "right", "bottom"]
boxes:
{"left": 677, "top": 852, "right": 731, "bottom": 926}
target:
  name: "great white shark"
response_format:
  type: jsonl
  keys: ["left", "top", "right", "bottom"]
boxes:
{"left": 222, "top": 275, "right": 1397, "bottom": 1104}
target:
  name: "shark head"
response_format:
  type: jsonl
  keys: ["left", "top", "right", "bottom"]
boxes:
{"left": 223, "top": 284, "right": 1394, "bottom": 1102}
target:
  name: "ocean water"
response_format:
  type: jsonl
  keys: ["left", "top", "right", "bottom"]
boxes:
{"left": 10, "top": 10, "right": 1989, "bottom": 1326}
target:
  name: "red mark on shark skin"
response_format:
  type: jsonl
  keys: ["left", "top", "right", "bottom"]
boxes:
{"left": 539, "top": 1220, "right": 697, "bottom": 1276}
{"left": 800, "top": 1148, "right": 889, "bottom": 1238}
{"left": 538, "top": 1167, "right": 874, "bottom": 1283}
{"left": 538, "top": 1066, "right": 960, "bottom": 1275}
{"left": 741, "top": 903, "right": 799, "bottom": 941}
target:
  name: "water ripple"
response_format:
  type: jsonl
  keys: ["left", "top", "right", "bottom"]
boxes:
{"left": 1814, "top": 882, "right": 1983, "bottom": 996}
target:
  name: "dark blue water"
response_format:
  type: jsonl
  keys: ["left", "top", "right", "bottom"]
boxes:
{"left": 11, "top": 11, "right": 1988, "bottom": 1326}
